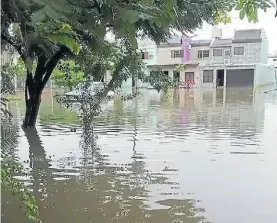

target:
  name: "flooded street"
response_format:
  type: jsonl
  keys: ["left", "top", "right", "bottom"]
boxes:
{"left": 2, "top": 88, "right": 277, "bottom": 223}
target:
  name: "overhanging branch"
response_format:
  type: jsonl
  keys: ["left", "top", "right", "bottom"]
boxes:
{"left": 34, "top": 54, "right": 47, "bottom": 82}
{"left": 275, "top": 0, "right": 277, "bottom": 17}
{"left": 40, "top": 46, "right": 68, "bottom": 89}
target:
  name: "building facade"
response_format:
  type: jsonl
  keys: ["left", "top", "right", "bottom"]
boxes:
{"left": 140, "top": 28, "right": 275, "bottom": 89}
{"left": 268, "top": 53, "right": 277, "bottom": 68}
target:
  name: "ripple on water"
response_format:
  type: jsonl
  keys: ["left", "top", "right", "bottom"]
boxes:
{"left": 2, "top": 89, "right": 277, "bottom": 223}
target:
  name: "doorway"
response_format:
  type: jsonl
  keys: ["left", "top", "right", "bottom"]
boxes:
{"left": 185, "top": 72, "right": 194, "bottom": 82}
{"left": 216, "top": 69, "right": 224, "bottom": 87}
{"left": 173, "top": 71, "right": 180, "bottom": 88}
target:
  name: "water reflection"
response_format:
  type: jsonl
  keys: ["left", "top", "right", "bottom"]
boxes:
{"left": 2, "top": 88, "right": 277, "bottom": 223}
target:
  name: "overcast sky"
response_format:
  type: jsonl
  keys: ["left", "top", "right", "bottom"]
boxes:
{"left": 193, "top": 9, "right": 277, "bottom": 54}
{"left": 106, "top": 8, "right": 277, "bottom": 54}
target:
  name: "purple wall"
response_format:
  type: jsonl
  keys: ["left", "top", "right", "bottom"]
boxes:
{"left": 181, "top": 36, "right": 191, "bottom": 64}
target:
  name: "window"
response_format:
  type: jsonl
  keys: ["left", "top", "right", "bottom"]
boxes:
{"left": 173, "top": 71, "right": 180, "bottom": 82}
{"left": 213, "top": 48, "right": 223, "bottom": 57}
{"left": 233, "top": 47, "right": 244, "bottom": 55}
{"left": 224, "top": 49, "right": 231, "bottom": 56}
{"left": 163, "top": 71, "right": 169, "bottom": 76}
{"left": 198, "top": 50, "right": 210, "bottom": 59}
{"left": 171, "top": 50, "right": 184, "bottom": 58}
{"left": 203, "top": 70, "right": 213, "bottom": 83}
{"left": 141, "top": 52, "right": 149, "bottom": 59}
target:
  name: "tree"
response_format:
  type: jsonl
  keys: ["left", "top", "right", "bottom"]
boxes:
{"left": 1, "top": 0, "right": 274, "bottom": 128}
{"left": 52, "top": 60, "right": 84, "bottom": 90}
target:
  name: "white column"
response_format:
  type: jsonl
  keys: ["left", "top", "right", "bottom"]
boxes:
{"left": 223, "top": 69, "right": 227, "bottom": 87}
{"left": 179, "top": 70, "right": 184, "bottom": 83}
{"left": 213, "top": 68, "right": 217, "bottom": 87}
{"left": 14, "top": 76, "right": 17, "bottom": 91}
{"left": 169, "top": 69, "right": 174, "bottom": 80}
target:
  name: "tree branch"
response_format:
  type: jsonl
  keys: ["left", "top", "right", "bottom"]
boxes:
{"left": 275, "top": 0, "right": 277, "bottom": 17}
{"left": 92, "top": 58, "right": 126, "bottom": 110}
{"left": 40, "top": 46, "right": 68, "bottom": 89}
{"left": 34, "top": 54, "right": 47, "bottom": 82}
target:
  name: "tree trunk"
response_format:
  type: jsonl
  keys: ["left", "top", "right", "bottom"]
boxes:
{"left": 21, "top": 47, "right": 67, "bottom": 128}
{"left": 22, "top": 68, "right": 44, "bottom": 128}
{"left": 22, "top": 83, "right": 42, "bottom": 128}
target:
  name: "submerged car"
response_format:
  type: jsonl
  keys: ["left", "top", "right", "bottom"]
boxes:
{"left": 64, "top": 82, "right": 114, "bottom": 101}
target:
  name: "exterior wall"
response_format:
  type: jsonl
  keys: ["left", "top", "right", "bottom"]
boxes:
{"left": 198, "top": 67, "right": 217, "bottom": 88}
{"left": 199, "top": 64, "right": 259, "bottom": 88}
{"left": 156, "top": 46, "right": 181, "bottom": 65}
{"left": 138, "top": 39, "right": 157, "bottom": 66}
{"left": 232, "top": 42, "right": 261, "bottom": 64}
{"left": 255, "top": 63, "right": 276, "bottom": 87}
{"left": 260, "top": 29, "right": 269, "bottom": 64}
{"left": 181, "top": 65, "right": 199, "bottom": 83}
{"left": 181, "top": 36, "right": 191, "bottom": 63}
{"left": 210, "top": 46, "right": 231, "bottom": 65}
{"left": 190, "top": 45, "right": 210, "bottom": 65}
{"left": 268, "top": 56, "right": 277, "bottom": 68}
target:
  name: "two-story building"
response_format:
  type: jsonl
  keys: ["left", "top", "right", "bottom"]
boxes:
{"left": 197, "top": 28, "right": 275, "bottom": 89}
{"left": 146, "top": 35, "right": 183, "bottom": 82}
{"left": 121, "top": 27, "right": 275, "bottom": 90}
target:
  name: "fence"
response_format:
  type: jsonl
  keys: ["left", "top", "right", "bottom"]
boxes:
{"left": 13, "top": 76, "right": 52, "bottom": 91}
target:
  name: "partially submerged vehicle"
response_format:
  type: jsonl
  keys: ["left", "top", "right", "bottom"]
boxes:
{"left": 64, "top": 82, "right": 114, "bottom": 101}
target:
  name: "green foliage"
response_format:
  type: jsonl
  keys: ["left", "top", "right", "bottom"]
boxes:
{"left": 47, "top": 33, "right": 80, "bottom": 55}
{"left": 1, "top": 70, "right": 40, "bottom": 222}
{"left": 175, "top": 65, "right": 185, "bottom": 72}
{"left": 1, "top": 119, "right": 40, "bottom": 222}
{"left": 143, "top": 70, "right": 175, "bottom": 93}
{"left": 2, "top": 58, "right": 26, "bottom": 78}
{"left": 235, "top": 0, "right": 274, "bottom": 22}
{"left": 53, "top": 60, "right": 85, "bottom": 89}
{"left": 1, "top": 67, "right": 15, "bottom": 116}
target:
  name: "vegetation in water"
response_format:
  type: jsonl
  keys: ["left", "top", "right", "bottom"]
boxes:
{"left": 1, "top": 71, "right": 40, "bottom": 222}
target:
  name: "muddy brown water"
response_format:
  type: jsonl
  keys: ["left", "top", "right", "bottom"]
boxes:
{"left": 2, "top": 88, "right": 277, "bottom": 223}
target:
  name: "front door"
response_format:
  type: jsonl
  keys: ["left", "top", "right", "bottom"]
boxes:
{"left": 185, "top": 72, "right": 194, "bottom": 82}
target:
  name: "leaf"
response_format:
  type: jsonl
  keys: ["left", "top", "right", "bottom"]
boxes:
{"left": 125, "top": 23, "right": 137, "bottom": 49}
{"left": 235, "top": 4, "right": 242, "bottom": 10}
{"left": 32, "top": 0, "right": 46, "bottom": 6}
{"left": 25, "top": 58, "right": 33, "bottom": 71}
{"left": 117, "top": 8, "right": 140, "bottom": 23}
{"left": 154, "top": 19, "right": 163, "bottom": 28}
{"left": 43, "top": 5, "right": 62, "bottom": 20}
{"left": 92, "top": 26, "right": 106, "bottom": 39}
{"left": 239, "top": 10, "right": 245, "bottom": 20}
{"left": 138, "top": 12, "right": 154, "bottom": 21}
{"left": 58, "top": 24, "right": 72, "bottom": 34}
{"left": 114, "top": 20, "right": 127, "bottom": 38}
{"left": 47, "top": 34, "right": 80, "bottom": 55}
{"left": 31, "top": 8, "right": 46, "bottom": 25}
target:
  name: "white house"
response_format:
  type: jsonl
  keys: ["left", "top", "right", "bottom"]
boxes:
{"left": 197, "top": 28, "right": 276, "bottom": 89}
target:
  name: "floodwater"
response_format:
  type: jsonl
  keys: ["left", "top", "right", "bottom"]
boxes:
{"left": 2, "top": 88, "right": 277, "bottom": 223}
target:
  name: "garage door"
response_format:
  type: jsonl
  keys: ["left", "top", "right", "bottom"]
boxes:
{"left": 226, "top": 69, "right": 254, "bottom": 87}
